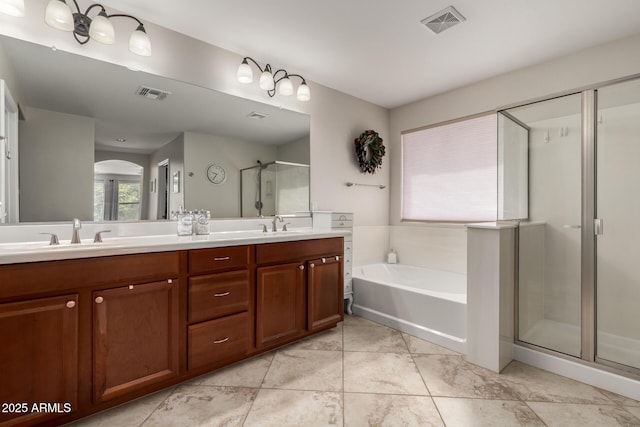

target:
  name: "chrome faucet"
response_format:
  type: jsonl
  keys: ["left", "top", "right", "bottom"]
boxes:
{"left": 271, "top": 215, "right": 284, "bottom": 232}
{"left": 71, "top": 218, "right": 82, "bottom": 244}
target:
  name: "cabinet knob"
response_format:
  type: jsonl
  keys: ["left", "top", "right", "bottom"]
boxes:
{"left": 128, "top": 285, "right": 134, "bottom": 290}
{"left": 66, "top": 300, "right": 76, "bottom": 309}
{"left": 213, "top": 337, "right": 229, "bottom": 344}
{"left": 309, "top": 263, "right": 315, "bottom": 269}
{"left": 298, "top": 265, "right": 305, "bottom": 270}
{"left": 335, "top": 256, "right": 340, "bottom": 261}
{"left": 95, "top": 296, "right": 104, "bottom": 304}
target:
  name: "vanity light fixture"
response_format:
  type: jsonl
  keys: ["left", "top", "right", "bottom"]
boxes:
{"left": 0, "top": 0, "right": 25, "bottom": 17}
{"left": 237, "top": 57, "right": 310, "bottom": 102}
{"left": 44, "top": 0, "right": 152, "bottom": 56}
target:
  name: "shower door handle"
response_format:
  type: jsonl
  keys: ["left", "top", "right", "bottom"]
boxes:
{"left": 562, "top": 224, "right": 581, "bottom": 229}
{"left": 594, "top": 218, "right": 604, "bottom": 235}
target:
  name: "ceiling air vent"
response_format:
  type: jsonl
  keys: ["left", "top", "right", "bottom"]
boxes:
{"left": 421, "top": 5, "right": 466, "bottom": 34}
{"left": 135, "top": 85, "right": 171, "bottom": 101}
{"left": 247, "top": 111, "right": 269, "bottom": 120}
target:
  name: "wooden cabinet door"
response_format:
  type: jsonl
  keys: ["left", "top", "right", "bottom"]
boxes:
{"left": 256, "top": 262, "right": 305, "bottom": 348}
{"left": 308, "top": 256, "right": 344, "bottom": 331}
{"left": 0, "top": 294, "right": 78, "bottom": 426}
{"left": 93, "top": 279, "right": 179, "bottom": 403}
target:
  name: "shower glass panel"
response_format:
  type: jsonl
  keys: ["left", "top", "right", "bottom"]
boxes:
{"left": 504, "top": 93, "right": 583, "bottom": 357}
{"left": 596, "top": 79, "right": 640, "bottom": 370}
{"left": 240, "top": 161, "right": 310, "bottom": 218}
{"left": 497, "top": 112, "right": 529, "bottom": 220}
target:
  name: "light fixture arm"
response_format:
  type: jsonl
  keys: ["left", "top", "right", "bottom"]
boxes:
{"left": 239, "top": 56, "right": 310, "bottom": 101}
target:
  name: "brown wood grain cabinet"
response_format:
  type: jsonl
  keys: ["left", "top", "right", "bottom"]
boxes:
{"left": 256, "top": 261, "right": 306, "bottom": 347}
{"left": 0, "top": 237, "right": 344, "bottom": 425}
{"left": 255, "top": 238, "right": 344, "bottom": 349}
{"left": 92, "top": 279, "right": 179, "bottom": 403}
{"left": 308, "top": 256, "right": 344, "bottom": 331}
{"left": 186, "top": 246, "right": 252, "bottom": 371}
{"left": 0, "top": 294, "right": 78, "bottom": 426}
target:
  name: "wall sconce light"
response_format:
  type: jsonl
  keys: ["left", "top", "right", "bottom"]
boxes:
{"left": 43, "top": 0, "right": 152, "bottom": 56}
{"left": 0, "top": 0, "right": 25, "bottom": 17}
{"left": 237, "top": 57, "right": 310, "bottom": 102}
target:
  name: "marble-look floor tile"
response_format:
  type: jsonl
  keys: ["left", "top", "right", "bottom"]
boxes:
{"left": 243, "top": 389, "right": 342, "bottom": 427}
{"left": 434, "top": 397, "right": 544, "bottom": 426}
{"left": 402, "top": 333, "right": 458, "bottom": 355}
{"left": 142, "top": 385, "right": 256, "bottom": 427}
{"left": 288, "top": 326, "right": 343, "bottom": 351}
{"left": 501, "top": 361, "right": 611, "bottom": 404}
{"left": 598, "top": 388, "right": 640, "bottom": 407}
{"left": 344, "top": 393, "right": 444, "bottom": 427}
{"left": 414, "top": 354, "right": 520, "bottom": 400}
{"left": 527, "top": 401, "right": 640, "bottom": 427}
{"left": 69, "top": 388, "right": 173, "bottom": 427}
{"left": 625, "top": 406, "right": 640, "bottom": 419}
{"left": 342, "top": 314, "right": 380, "bottom": 327}
{"left": 194, "top": 352, "right": 274, "bottom": 388}
{"left": 262, "top": 349, "right": 343, "bottom": 391}
{"left": 343, "top": 325, "right": 408, "bottom": 353}
{"left": 344, "top": 352, "right": 428, "bottom": 395}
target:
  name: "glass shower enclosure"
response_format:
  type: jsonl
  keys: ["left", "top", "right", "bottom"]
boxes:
{"left": 240, "top": 161, "right": 310, "bottom": 217}
{"left": 499, "top": 78, "right": 640, "bottom": 374}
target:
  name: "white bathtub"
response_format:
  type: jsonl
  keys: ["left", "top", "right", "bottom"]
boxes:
{"left": 352, "top": 263, "right": 467, "bottom": 353}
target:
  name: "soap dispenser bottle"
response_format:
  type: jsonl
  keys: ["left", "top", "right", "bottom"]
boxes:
{"left": 387, "top": 249, "right": 397, "bottom": 264}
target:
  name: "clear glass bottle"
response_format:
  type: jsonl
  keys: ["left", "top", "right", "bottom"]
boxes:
{"left": 195, "top": 210, "right": 210, "bottom": 235}
{"left": 177, "top": 209, "right": 193, "bottom": 236}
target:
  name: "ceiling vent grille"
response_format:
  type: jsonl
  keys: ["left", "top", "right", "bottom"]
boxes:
{"left": 421, "top": 6, "right": 466, "bottom": 34}
{"left": 135, "top": 85, "right": 171, "bottom": 101}
{"left": 247, "top": 111, "right": 269, "bottom": 120}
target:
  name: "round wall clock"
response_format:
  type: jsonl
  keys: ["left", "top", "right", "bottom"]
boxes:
{"left": 206, "top": 163, "right": 226, "bottom": 184}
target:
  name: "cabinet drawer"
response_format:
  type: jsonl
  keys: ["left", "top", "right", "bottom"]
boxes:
{"left": 256, "top": 238, "right": 343, "bottom": 264}
{"left": 188, "top": 312, "right": 249, "bottom": 370}
{"left": 189, "top": 271, "right": 249, "bottom": 323}
{"left": 189, "top": 246, "right": 250, "bottom": 274}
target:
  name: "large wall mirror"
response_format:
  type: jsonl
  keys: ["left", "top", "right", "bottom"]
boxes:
{"left": 0, "top": 35, "right": 310, "bottom": 224}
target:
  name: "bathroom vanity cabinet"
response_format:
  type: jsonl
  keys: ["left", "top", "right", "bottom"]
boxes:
{"left": 255, "top": 238, "right": 344, "bottom": 348}
{"left": 0, "top": 236, "right": 343, "bottom": 426}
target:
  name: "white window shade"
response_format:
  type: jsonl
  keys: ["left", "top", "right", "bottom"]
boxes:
{"left": 402, "top": 114, "right": 498, "bottom": 222}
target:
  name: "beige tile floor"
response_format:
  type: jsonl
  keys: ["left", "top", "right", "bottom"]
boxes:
{"left": 69, "top": 315, "right": 640, "bottom": 426}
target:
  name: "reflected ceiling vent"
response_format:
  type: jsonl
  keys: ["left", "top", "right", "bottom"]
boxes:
{"left": 421, "top": 6, "right": 466, "bottom": 34}
{"left": 247, "top": 111, "right": 269, "bottom": 120}
{"left": 135, "top": 85, "right": 171, "bottom": 101}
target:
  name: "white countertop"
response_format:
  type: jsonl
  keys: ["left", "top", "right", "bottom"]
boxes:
{"left": 0, "top": 229, "right": 350, "bottom": 265}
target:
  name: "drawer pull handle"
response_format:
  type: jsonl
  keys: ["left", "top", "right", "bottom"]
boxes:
{"left": 214, "top": 292, "right": 230, "bottom": 297}
{"left": 95, "top": 296, "right": 104, "bottom": 304}
{"left": 66, "top": 300, "right": 76, "bottom": 309}
{"left": 214, "top": 256, "right": 230, "bottom": 261}
{"left": 213, "top": 337, "right": 229, "bottom": 344}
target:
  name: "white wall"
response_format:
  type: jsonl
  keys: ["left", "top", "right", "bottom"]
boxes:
{"left": 183, "top": 131, "right": 277, "bottom": 218}
{"left": 0, "top": 0, "right": 390, "bottom": 231}
{"left": 19, "top": 106, "right": 94, "bottom": 221}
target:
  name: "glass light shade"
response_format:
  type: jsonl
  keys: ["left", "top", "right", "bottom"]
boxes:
{"left": 129, "top": 25, "right": 151, "bottom": 56}
{"left": 237, "top": 61, "right": 253, "bottom": 84}
{"left": 259, "top": 71, "right": 275, "bottom": 91}
{"left": 89, "top": 11, "right": 115, "bottom": 44}
{"left": 296, "top": 83, "right": 311, "bottom": 102}
{"left": 278, "top": 77, "right": 294, "bottom": 96}
{"left": 0, "top": 0, "right": 25, "bottom": 17}
{"left": 44, "top": 0, "right": 73, "bottom": 31}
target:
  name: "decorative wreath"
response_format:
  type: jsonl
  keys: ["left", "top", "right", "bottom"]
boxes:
{"left": 354, "top": 130, "right": 385, "bottom": 174}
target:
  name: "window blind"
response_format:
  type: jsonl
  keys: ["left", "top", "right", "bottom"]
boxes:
{"left": 402, "top": 114, "right": 497, "bottom": 222}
